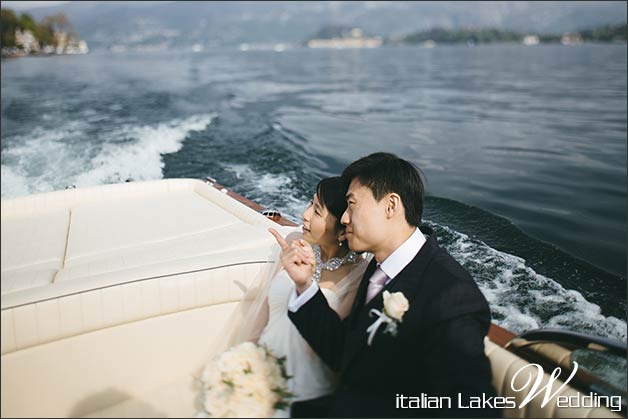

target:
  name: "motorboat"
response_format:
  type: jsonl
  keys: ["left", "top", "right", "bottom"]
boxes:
{"left": 1, "top": 178, "right": 624, "bottom": 418}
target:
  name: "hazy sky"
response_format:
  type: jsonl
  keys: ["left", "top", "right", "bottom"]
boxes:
{"left": 2, "top": 1, "right": 71, "bottom": 10}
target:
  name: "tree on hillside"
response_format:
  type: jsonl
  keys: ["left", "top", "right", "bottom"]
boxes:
{"left": 1, "top": 9, "right": 19, "bottom": 47}
{"left": 36, "top": 21, "right": 56, "bottom": 47}
{"left": 2, "top": 8, "right": 84, "bottom": 54}
{"left": 18, "top": 13, "right": 38, "bottom": 33}
{"left": 40, "top": 13, "right": 73, "bottom": 34}
{"left": 580, "top": 23, "right": 627, "bottom": 42}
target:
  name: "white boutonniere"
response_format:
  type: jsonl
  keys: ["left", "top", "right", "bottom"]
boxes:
{"left": 366, "top": 291, "right": 409, "bottom": 346}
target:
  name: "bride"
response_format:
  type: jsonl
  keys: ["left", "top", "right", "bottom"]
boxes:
{"left": 213, "top": 176, "right": 370, "bottom": 417}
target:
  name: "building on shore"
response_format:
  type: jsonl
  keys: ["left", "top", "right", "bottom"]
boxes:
{"left": 522, "top": 35, "right": 540, "bottom": 45}
{"left": 2, "top": 29, "right": 88, "bottom": 57}
{"left": 561, "top": 32, "right": 584, "bottom": 45}
{"left": 15, "top": 29, "right": 40, "bottom": 53}
{"left": 54, "top": 31, "right": 68, "bottom": 54}
{"left": 307, "top": 28, "right": 382, "bottom": 49}
{"left": 65, "top": 38, "right": 89, "bottom": 54}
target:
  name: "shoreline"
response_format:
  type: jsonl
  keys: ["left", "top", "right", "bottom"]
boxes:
{"left": 1, "top": 51, "right": 88, "bottom": 59}
{"left": 2, "top": 40, "right": 627, "bottom": 59}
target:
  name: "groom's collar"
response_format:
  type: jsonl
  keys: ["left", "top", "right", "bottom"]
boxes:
{"left": 378, "top": 227, "right": 426, "bottom": 281}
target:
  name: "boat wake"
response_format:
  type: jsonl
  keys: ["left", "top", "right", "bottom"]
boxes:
{"left": 221, "top": 163, "right": 308, "bottom": 220}
{"left": 0, "top": 114, "right": 215, "bottom": 199}
{"left": 431, "top": 222, "right": 627, "bottom": 341}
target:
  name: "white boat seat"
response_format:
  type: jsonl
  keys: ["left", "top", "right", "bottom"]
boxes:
{"left": 57, "top": 223, "right": 277, "bottom": 282}
{"left": 1, "top": 180, "right": 280, "bottom": 300}
{"left": 64, "top": 190, "right": 243, "bottom": 266}
{"left": 0, "top": 209, "right": 70, "bottom": 273}
{"left": 74, "top": 339, "right": 624, "bottom": 419}
{"left": 1, "top": 258, "right": 278, "bottom": 355}
{"left": 0, "top": 268, "right": 58, "bottom": 295}
{"left": 1, "top": 300, "right": 241, "bottom": 418}
{"left": 82, "top": 376, "right": 197, "bottom": 418}
{"left": 485, "top": 339, "right": 621, "bottom": 418}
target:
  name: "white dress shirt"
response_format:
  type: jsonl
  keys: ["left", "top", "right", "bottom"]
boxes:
{"left": 288, "top": 227, "right": 426, "bottom": 312}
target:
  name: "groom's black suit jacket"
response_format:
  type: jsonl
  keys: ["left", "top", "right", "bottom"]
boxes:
{"left": 288, "top": 226, "right": 499, "bottom": 418}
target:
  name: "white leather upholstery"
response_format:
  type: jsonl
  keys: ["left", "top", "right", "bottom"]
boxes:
{"left": 1, "top": 179, "right": 286, "bottom": 354}
{"left": 82, "top": 377, "right": 197, "bottom": 418}
{"left": 485, "top": 339, "right": 621, "bottom": 418}
{"left": 0, "top": 268, "right": 58, "bottom": 294}
{"left": 0, "top": 209, "right": 69, "bottom": 290}
{"left": 1, "top": 179, "right": 277, "bottom": 300}
{"left": 64, "top": 190, "right": 242, "bottom": 266}
{"left": 0, "top": 179, "right": 275, "bottom": 227}
{"left": 57, "top": 223, "right": 275, "bottom": 282}
{"left": 2, "top": 301, "right": 239, "bottom": 418}
{"left": 1, "top": 261, "right": 274, "bottom": 354}
{"left": 0, "top": 179, "right": 292, "bottom": 417}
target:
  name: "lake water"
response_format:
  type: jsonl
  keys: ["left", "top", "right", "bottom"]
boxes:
{"left": 1, "top": 44, "right": 626, "bottom": 340}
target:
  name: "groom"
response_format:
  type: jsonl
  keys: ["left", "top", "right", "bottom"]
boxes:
{"left": 281, "top": 153, "right": 498, "bottom": 418}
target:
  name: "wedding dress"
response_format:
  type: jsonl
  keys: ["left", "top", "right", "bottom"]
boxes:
{"left": 257, "top": 255, "right": 370, "bottom": 417}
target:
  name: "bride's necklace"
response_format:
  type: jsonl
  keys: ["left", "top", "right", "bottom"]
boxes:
{"left": 312, "top": 245, "right": 358, "bottom": 283}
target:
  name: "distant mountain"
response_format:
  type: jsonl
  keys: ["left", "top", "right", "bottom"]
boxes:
{"left": 20, "top": 1, "right": 628, "bottom": 50}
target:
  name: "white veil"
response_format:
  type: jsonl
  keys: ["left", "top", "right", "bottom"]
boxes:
{"left": 208, "top": 225, "right": 301, "bottom": 355}
{"left": 207, "top": 224, "right": 372, "bottom": 356}
{"left": 194, "top": 225, "right": 372, "bottom": 413}
{"left": 194, "top": 227, "right": 297, "bottom": 414}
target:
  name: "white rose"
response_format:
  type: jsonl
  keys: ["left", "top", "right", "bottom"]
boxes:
{"left": 382, "top": 291, "right": 408, "bottom": 321}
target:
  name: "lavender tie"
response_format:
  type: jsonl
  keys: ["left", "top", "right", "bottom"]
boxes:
{"left": 365, "top": 267, "right": 389, "bottom": 304}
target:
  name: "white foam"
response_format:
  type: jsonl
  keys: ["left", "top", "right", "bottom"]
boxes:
{"left": 1, "top": 114, "right": 214, "bottom": 199}
{"left": 225, "top": 164, "right": 255, "bottom": 180}
{"left": 255, "top": 173, "right": 293, "bottom": 195}
{"left": 1, "top": 121, "right": 92, "bottom": 198}
{"left": 221, "top": 163, "right": 305, "bottom": 223}
{"left": 74, "top": 114, "right": 214, "bottom": 187}
{"left": 0, "top": 165, "right": 31, "bottom": 199}
{"left": 432, "top": 223, "right": 627, "bottom": 341}
{"left": 222, "top": 163, "right": 294, "bottom": 195}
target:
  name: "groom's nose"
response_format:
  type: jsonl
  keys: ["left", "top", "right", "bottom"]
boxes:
{"left": 340, "top": 210, "right": 350, "bottom": 225}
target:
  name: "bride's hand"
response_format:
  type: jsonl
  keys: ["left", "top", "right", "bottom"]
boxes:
{"left": 269, "top": 228, "right": 316, "bottom": 293}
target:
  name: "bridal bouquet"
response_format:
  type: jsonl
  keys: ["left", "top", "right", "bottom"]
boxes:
{"left": 199, "top": 342, "right": 294, "bottom": 418}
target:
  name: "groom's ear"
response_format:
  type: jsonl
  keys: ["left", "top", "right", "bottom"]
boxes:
{"left": 386, "top": 193, "right": 402, "bottom": 219}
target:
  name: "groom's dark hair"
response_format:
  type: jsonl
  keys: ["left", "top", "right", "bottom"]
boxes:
{"left": 341, "top": 152, "right": 425, "bottom": 226}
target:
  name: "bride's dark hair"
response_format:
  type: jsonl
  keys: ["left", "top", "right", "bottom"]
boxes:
{"left": 316, "top": 176, "right": 349, "bottom": 247}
